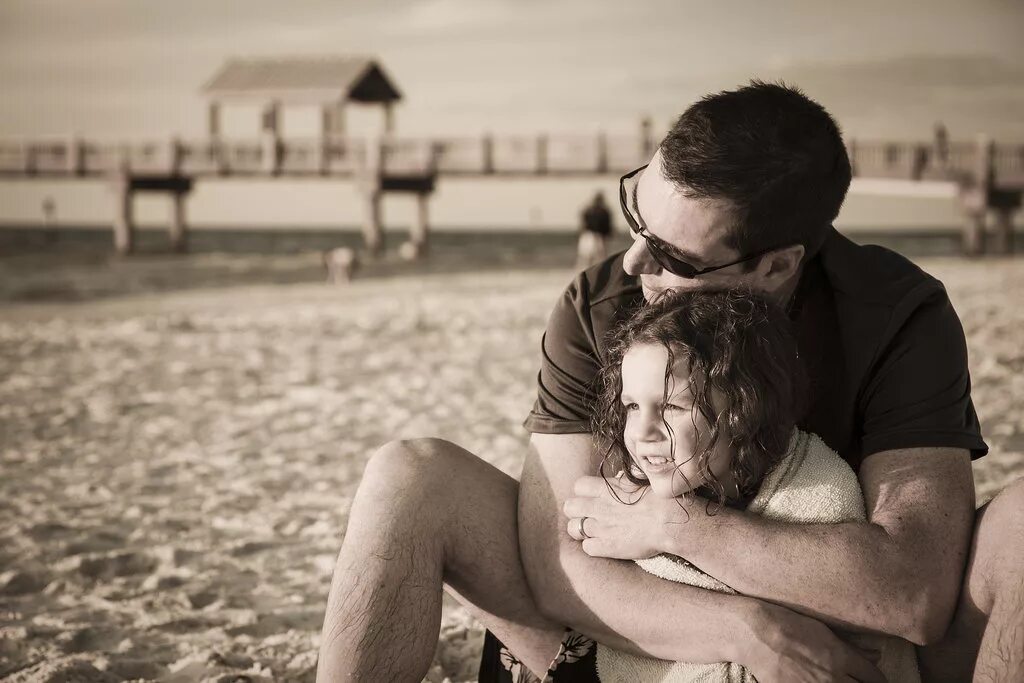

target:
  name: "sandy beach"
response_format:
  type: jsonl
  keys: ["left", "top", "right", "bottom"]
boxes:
{"left": 1, "top": 254, "right": 1022, "bottom": 682}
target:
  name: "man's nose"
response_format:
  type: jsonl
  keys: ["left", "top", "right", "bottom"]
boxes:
{"left": 622, "top": 236, "right": 661, "bottom": 276}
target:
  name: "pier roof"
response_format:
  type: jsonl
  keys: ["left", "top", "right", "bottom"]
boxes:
{"left": 202, "top": 56, "right": 402, "bottom": 105}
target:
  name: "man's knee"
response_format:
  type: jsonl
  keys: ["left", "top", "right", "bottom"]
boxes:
{"left": 992, "top": 477, "right": 1024, "bottom": 510}
{"left": 361, "top": 437, "right": 465, "bottom": 497}
{"left": 979, "top": 478, "right": 1024, "bottom": 548}
{"left": 972, "top": 478, "right": 1024, "bottom": 605}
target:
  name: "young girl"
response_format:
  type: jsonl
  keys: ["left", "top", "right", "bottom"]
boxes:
{"left": 585, "top": 287, "right": 919, "bottom": 683}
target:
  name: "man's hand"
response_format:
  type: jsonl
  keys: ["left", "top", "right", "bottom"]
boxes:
{"left": 741, "top": 602, "right": 886, "bottom": 683}
{"left": 563, "top": 474, "right": 673, "bottom": 560}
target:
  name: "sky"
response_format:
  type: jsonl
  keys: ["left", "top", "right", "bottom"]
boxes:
{"left": 2, "top": 0, "right": 1023, "bottom": 228}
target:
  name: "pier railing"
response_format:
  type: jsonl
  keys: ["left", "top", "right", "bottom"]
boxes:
{"left": 1, "top": 134, "right": 1022, "bottom": 187}
{"left": 3, "top": 133, "right": 1021, "bottom": 258}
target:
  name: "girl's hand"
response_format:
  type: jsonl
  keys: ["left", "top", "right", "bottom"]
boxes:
{"left": 563, "top": 474, "right": 678, "bottom": 559}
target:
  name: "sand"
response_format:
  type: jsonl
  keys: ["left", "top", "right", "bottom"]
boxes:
{"left": 1, "top": 256, "right": 1022, "bottom": 682}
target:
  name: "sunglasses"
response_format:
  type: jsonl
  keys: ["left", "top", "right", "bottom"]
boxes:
{"left": 618, "top": 165, "right": 776, "bottom": 278}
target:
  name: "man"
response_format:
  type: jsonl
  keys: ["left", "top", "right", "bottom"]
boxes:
{"left": 317, "top": 82, "right": 1024, "bottom": 681}
{"left": 576, "top": 191, "right": 612, "bottom": 269}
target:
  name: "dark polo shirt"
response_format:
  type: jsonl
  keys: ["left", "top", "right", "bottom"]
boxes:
{"left": 524, "top": 228, "right": 987, "bottom": 472}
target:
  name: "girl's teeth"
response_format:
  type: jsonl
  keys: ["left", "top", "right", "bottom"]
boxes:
{"left": 646, "top": 457, "right": 669, "bottom": 465}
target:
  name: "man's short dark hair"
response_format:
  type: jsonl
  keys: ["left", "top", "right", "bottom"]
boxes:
{"left": 660, "top": 80, "right": 852, "bottom": 261}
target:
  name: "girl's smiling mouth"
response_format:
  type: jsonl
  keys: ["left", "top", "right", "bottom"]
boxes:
{"left": 640, "top": 455, "right": 676, "bottom": 472}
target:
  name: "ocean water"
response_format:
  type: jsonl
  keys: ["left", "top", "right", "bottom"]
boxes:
{"left": 0, "top": 223, "right": 979, "bottom": 258}
{"left": 0, "top": 224, "right": 1012, "bottom": 303}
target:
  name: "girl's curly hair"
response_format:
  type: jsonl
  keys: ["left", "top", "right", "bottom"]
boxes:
{"left": 591, "top": 287, "right": 807, "bottom": 506}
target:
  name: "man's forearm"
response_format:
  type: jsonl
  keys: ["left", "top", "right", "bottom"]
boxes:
{"left": 670, "top": 510, "right": 910, "bottom": 634}
{"left": 522, "top": 529, "right": 756, "bottom": 663}
{"left": 669, "top": 504, "right": 966, "bottom": 644}
{"left": 521, "top": 519, "right": 888, "bottom": 679}
{"left": 668, "top": 449, "right": 975, "bottom": 645}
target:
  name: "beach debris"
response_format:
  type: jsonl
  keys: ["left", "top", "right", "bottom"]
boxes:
{"left": 399, "top": 239, "right": 426, "bottom": 261}
{"left": 322, "top": 247, "right": 358, "bottom": 283}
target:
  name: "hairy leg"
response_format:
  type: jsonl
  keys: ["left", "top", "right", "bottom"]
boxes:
{"left": 918, "top": 477, "right": 1024, "bottom": 683}
{"left": 316, "top": 438, "right": 565, "bottom": 681}
{"left": 973, "top": 577, "right": 1024, "bottom": 682}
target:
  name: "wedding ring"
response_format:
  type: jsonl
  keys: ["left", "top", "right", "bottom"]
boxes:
{"left": 577, "top": 516, "right": 590, "bottom": 539}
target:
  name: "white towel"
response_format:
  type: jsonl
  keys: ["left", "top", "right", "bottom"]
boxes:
{"left": 595, "top": 429, "right": 921, "bottom": 683}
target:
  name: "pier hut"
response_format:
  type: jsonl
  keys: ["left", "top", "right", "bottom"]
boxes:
{"left": 202, "top": 55, "right": 402, "bottom": 142}
{"left": 100, "top": 56, "right": 404, "bottom": 254}
{"left": 106, "top": 56, "right": 408, "bottom": 255}
{"left": 201, "top": 56, "right": 408, "bottom": 254}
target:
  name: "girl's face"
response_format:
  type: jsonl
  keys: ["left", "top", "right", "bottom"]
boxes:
{"left": 620, "top": 342, "right": 735, "bottom": 499}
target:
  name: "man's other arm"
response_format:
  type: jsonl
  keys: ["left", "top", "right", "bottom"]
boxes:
{"left": 662, "top": 447, "right": 975, "bottom": 645}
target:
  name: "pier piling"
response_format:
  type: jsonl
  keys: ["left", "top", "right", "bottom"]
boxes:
{"left": 169, "top": 191, "right": 188, "bottom": 253}
{"left": 112, "top": 173, "right": 134, "bottom": 255}
{"left": 962, "top": 211, "right": 986, "bottom": 257}
{"left": 361, "top": 187, "right": 383, "bottom": 256}
{"left": 992, "top": 208, "right": 1015, "bottom": 255}
{"left": 410, "top": 193, "right": 430, "bottom": 251}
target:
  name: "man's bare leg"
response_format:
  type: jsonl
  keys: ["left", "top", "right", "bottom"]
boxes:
{"left": 316, "top": 438, "right": 565, "bottom": 681}
{"left": 918, "top": 478, "right": 1024, "bottom": 682}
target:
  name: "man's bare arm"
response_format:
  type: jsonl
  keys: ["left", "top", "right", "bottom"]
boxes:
{"left": 659, "top": 447, "right": 975, "bottom": 645}
{"left": 518, "top": 431, "right": 883, "bottom": 678}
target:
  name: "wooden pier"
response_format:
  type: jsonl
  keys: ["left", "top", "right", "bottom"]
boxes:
{"left": 5, "top": 54, "right": 1020, "bottom": 258}
{"left": 1, "top": 132, "right": 1022, "bottom": 256}
{"left": 0, "top": 132, "right": 1021, "bottom": 256}
{"left": 3, "top": 56, "right": 1021, "bottom": 257}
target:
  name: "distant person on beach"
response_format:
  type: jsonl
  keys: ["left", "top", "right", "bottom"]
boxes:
{"left": 42, "top": 196, "right": 56, "bottom": 225}
{"left": 322, "top": 247, "right": 358, "bottom": 283}
{"left": 576, "top": 192, "right": 612, "bottom": 269}
{"left": 42, "top": 196, "right": 58, "bottom": 244}
{"left": 318, "top": 82, "right": 1023, "bottom": 682}
{"left": 564, "top": 287, "right": 919, "bottom": 682}
{"left": 934, "top": 122, "right": 950, "bottom": 166}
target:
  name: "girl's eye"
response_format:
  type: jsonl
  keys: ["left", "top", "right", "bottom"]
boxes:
{"left": 664, "top": 403, "right": 685, "bottom": 411}
{"left": 623, "top": 402, "right": 639, "bottom": 411}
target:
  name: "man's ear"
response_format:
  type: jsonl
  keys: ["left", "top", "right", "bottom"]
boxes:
{"left": 760, "top": 244, "right": 805, "bottom": 290}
